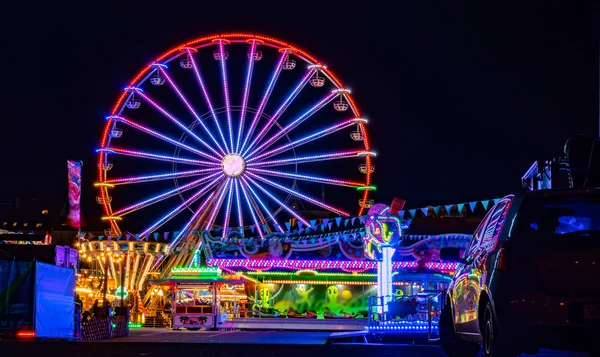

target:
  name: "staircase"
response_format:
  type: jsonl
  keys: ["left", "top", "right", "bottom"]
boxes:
{"left": 143, "top": 315, "right": 169, "bottom": 328}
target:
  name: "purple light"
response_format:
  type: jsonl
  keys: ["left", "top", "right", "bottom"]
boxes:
{"left": 243, "top": 175, "right": 311, "bottom": 228}
{"left": 136, "top": 91, "right": 222, "bottom": 158}
{"left": 248, "top": 118, "right": 357, "bottom": 162}
{"left": 218, "top": 41, "right": 234, "bottom": 152}
{"left": 158, "top": 67, "right": 227, "bottom": 156}
{"left": 221, "top": 179, "right": 235, "bottom": 238}
{"left": 236, "top": 41, "right": 257, "bottom": 153}
{"left": 118, "top": 116, "right": 220, "bottom": 162}
{"left": 247, "top": 168, "right": 363, "bottom": 187}
{"left": 239, "top": 51, "right": 287, "bottom": 154}
{"left": 246, "top": 92, "right": 338, "bottom": 159}
{"left": 240, "top": 177, "right": 284, "bottom": 233}
{"left": 106, "top": 147, "right": 219, "bottom": 166}
{"left": 248, "top": 150, "right": 363, "bottom": 167}
{"left": 188, "top": 49, "right": 230, "bottom": 154}
{"left": 246, "top": 172, "right": 350, "bottom": 216}
{"left": 239, "top": 178, "right": 264, "bottom": 239}
{"left": 140, "top": 175, "right": 223, "bottom": 238}
{"left": 106, "top": 168, "right": 219, "bottom": 185}
{"left": 242, "top": 69, "right": 314, "bottom": 156}
{"left": 206, "top": 178, "right": 231, "bottom": 231}
{"left": 168, "top": 192, "right": 216, "bottom": 249}
{"left": 234, "top": 178, "right": 244, "bottom": 230}
{"left": 113, "top": 171, "right": 222, "bottom": 216}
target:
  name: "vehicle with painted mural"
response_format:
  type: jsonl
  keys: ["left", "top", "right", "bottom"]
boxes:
{"left": 440, "top": 188, "right": 600, "bottom": 357}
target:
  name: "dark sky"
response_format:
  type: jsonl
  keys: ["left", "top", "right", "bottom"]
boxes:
{"left": 2, "top": 1, "right": 598, "bottom": 228}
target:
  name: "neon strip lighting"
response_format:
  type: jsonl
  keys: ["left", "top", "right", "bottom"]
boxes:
{"left": 206, "top": 178, "right": 231, "bottom": 231}
{"left": 240, "top": 177, "right": 284, "bottom": 233}
{"left": 94, "top": 182, "right": 115, "bottom": 188}
{"left": 168, "top": 192, "right": 215, "bottom": 249}
{"left": 239, "top": 51, "right": 287, "bottom": 154}
{"left": 158, "top": 67, "right": 226, "bottom": 155}
{"left": 209, "top": 259, "right": 459, "bottom": 271}
{"left": 123, "top": 86, "right": 143, "bottom": 92}
{"left": 118, "top": 116, "right": 220, "bottom": 161}
{"left": 248, "top": 118, "right": 358, "bottom": 162}
{"left": 188, "top": 48, "right": 229, "bottom": 154}
{"left": 234, "top": 179, "right": 244, "bottom": 229}
{"left": 247, "top": 168, "right": 364, "bottom": 187}
{"left": 106, "top": 168, "right": 218, "bottom": 185}
{"left": 246, "top": 92, "right": 338, "bottom": 159}
{"left": 356, "top": 185, "right": 377, "bottom": 191}
{"left": 236, "top": 40, "right": 257, "bottom": 153}
{"left": 152, "top": 63, "right": 168, "bottom": 68}
{"left": 243, "top": 176, "right": 311, "bottom": 228}
{"left": 140, "top": 176, "right": 222, "bottom": 238}
{"left": 136, "top": 92, "right": 222, "bottom": 158}
{"left": 101, "top": 216, "right": 122, "bottom": 221}
{"left": 248, "top": 150, "right": 363, "bottom": 168}
{"left": 218, "top": 41, "right": 234, "bottom": 152}
{"left": 264, "top": 280, "right": 376, "bottom": 286}
{"left": 242, "top": 69, "right": 314, "bottom": 156}
{"left": 245, "top": 271, "right": 377, "bottom": 277}
{"left": 239, "top": 179, "right": 264, "bottom": 239}
{"left": 221, "top": 179, "right": 235, "bottom": 238}
{"left": 104, "top": 147, "right": 218, "bottom": 167}
{"left": 113, "top": 172, "right": 221, "bottom": 216}
{"left": 171, "top": 266, "right": 221, "bottom": 274}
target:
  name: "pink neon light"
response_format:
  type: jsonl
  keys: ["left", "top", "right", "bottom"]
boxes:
{"left": 118, "top": 117, "right": 220, "bottom": 161}
{"left": 236, "top": 40, "right": 257, "bottom": 153}
{"left": 221, "top": 179, "right": 235, "bottom": 238}
{"left": 246, "top": 92, "right": 338, "bottom": 159}
{"left": 218, "top": 41, "right": 234, "bottom": 152}
{"left": 106, "top": 168, "right": 218, "bottom": 184}
{"left": 247, "top": 168, "right": 363, "bottom": 187}
{"left": 168, "top": 192, "right": 216, "bottom": 248}
{"left": 239, "top": 179, "right": 264, "bottom": 239}
{"left": 248, "top": 118, "right": 357, "bottom": 162}
{"left": 158, "top": 67, "right": 226, "bottom": 155}
{"left": 106, "top": 147, "right": 218, "bottom": 166}
{"left": 188, "top": 49, "right": 229, "bottom": 154}
{"left": 243, "top": 176, "right": 311, "bottom": 227}
{"left": 240, "top": 177, "right": 284, "bottom": 233}
{"left": 246, "top": 172, "right": 350, "bottom": 216}
{"left": 113, "top": 171, "right": 222, "bottom": 215}
{"left": 136, "top": 92, "right": 222, "bottom": 158}
{"left": 243, "top": 69, "right": 314, "bottom": 156}
{"left": 239, "top": 51, "right": 287, "bottom": 154}
{"left": 140, "top": 176, "right": 222, "bottom": 237}
{"left": 248, "top": 150, "right": 362, "bottom": 167}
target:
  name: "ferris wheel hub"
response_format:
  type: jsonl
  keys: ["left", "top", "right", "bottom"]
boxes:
{"left": 221, "top": 153, "right": 246, "bottom": 177}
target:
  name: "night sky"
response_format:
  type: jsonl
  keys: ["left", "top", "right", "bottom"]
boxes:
{"left": 2, "top": 2, "right": 597, "bottom": 228}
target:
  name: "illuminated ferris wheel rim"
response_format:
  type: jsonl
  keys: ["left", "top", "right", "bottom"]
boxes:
{"left": 97, "top": 32, "right": 374, "bottom": 237}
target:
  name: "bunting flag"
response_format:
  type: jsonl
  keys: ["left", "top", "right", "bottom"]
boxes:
{"left": 398, "top": 210, "right": 404, "bottom": 218}
{"left": 327, "top": 222, "right": 333, "bottom": 230}
{"left": 344, "top": 219, "right": 350, "bottom": 227}
{"left": 351, "top": 217, "right": 356, "bottom": 225}
{"left": 262, "top": 224, "right": 268, "bottom": 233}
{"left": 298, "top": 221, "right": 304, "bottom": 230}
{"left": 457, "top": 203, "right": 465, "bottom": 213}
{"left": 493, "top": 198, "right": 501, "bottom": 205}
{"left": 433, "top": 206, "right": 440, "bottom": 215}
{"left": 309, "top": 219, "right": 317, "bottom": 227}
{"left": 284, "top": 222, "right": 291, "bottom": 231}
{"left": 421, "top": 208, "right": 428, "bottom": 216}
{"left": 249, "top": 226, "right": 255, "bottom": 233}
{"left": 469, "top": 202, "right": 478, "bottom": 212}
{"left": 335, "top": 217, "right": 342, "bottom": 226}
{"left": 409, "top": 209, "right": 416, "bottom": 218}
{"left": 483, "top": 200, "right": 491, "bottom": 210}
{"left": 445, "top": 205, "right": 453, "bottom": 214}
{"left": 322, "top": 218, "right": 329, "bottom": 226}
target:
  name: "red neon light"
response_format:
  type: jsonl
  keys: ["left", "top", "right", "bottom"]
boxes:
{"left": 17, "top": 330, "right": 35, "bottom": 338}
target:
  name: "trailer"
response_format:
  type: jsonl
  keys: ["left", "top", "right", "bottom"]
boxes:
{"left": 0, "top": 260, "right": 76, "bottom": 339}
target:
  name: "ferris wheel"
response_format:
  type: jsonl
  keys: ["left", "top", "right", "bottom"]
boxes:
{"left": 96, "top": 33, "right": 375, "bottom": 248}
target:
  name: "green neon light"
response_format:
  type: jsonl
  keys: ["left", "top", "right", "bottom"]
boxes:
{"left": 356, "top": 185, "right": 377, "bottom": 191}
{"left": 170, "top": 266, "right": 221, "bottom": 274}
{"left": 245, "top": 271, "right": 377, "bottom": 278}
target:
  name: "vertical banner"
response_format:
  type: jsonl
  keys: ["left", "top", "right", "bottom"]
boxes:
{"left": 65, "top": 160, "right": 83, "bottom": 229}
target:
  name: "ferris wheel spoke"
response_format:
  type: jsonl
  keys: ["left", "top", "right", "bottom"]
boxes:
{"left": 238, "top": 178, "right": 264, "bottom": 239}
{"left": 248, "top": 118, "right": 365, "bottom": 163}
{"left": 99, "top": 147, "right": 218, "bottom": 167}
{"left": 158, "top": 67, "right": 227, "bottom": 156}
{"left": 205, "top": 178, "right": 231, "bottom": 232}
{"left": 168, "top": 191, "right": 216, "bottom": 249}
{"left": 239, "top": 177, "right": 284, "bottom": 233}
{"left": 243, "top": 175, "right": 311, "bottom": 228}
{"left": 221, "top": 178, "right": 235, "bottom": 238}
{"left": 239, "top": 51, "right": 287, "bottom": 154}
{"left": 235, "top": 41, "right": 258, "bottom": 153}
{"left": 242, "top": 68, "right": 315, "bottom": 156}
{"left": 112, "top": 172, "right": 222, "bottom": 216}
{"left": 216, "top": 41, "right": 234, "bottom": 152}
{"left": 247, "top": 168, "right": 365, "bottom": 188}
{"left": 233, "top": 178, "right": 244, "bottom": 230}
{"left": 248, "top": 150, "right": 368, "bottom": 168}
{"left": 245, "top": 91, "right": 338, "bottom": 159}
{"left": 188, "top": 49, "right": 230, "bottom": 154}
{"left": 105, "top": 167, "right": 219, "bottom": 185}
{"left": 139, "top": 175, "right": 223, "bottom": 238}
{"left": 115, "top": 116, "right": 220, "bottom": 161}
{"left": 246, "top": 172, "right": 350, "bottom": 216}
